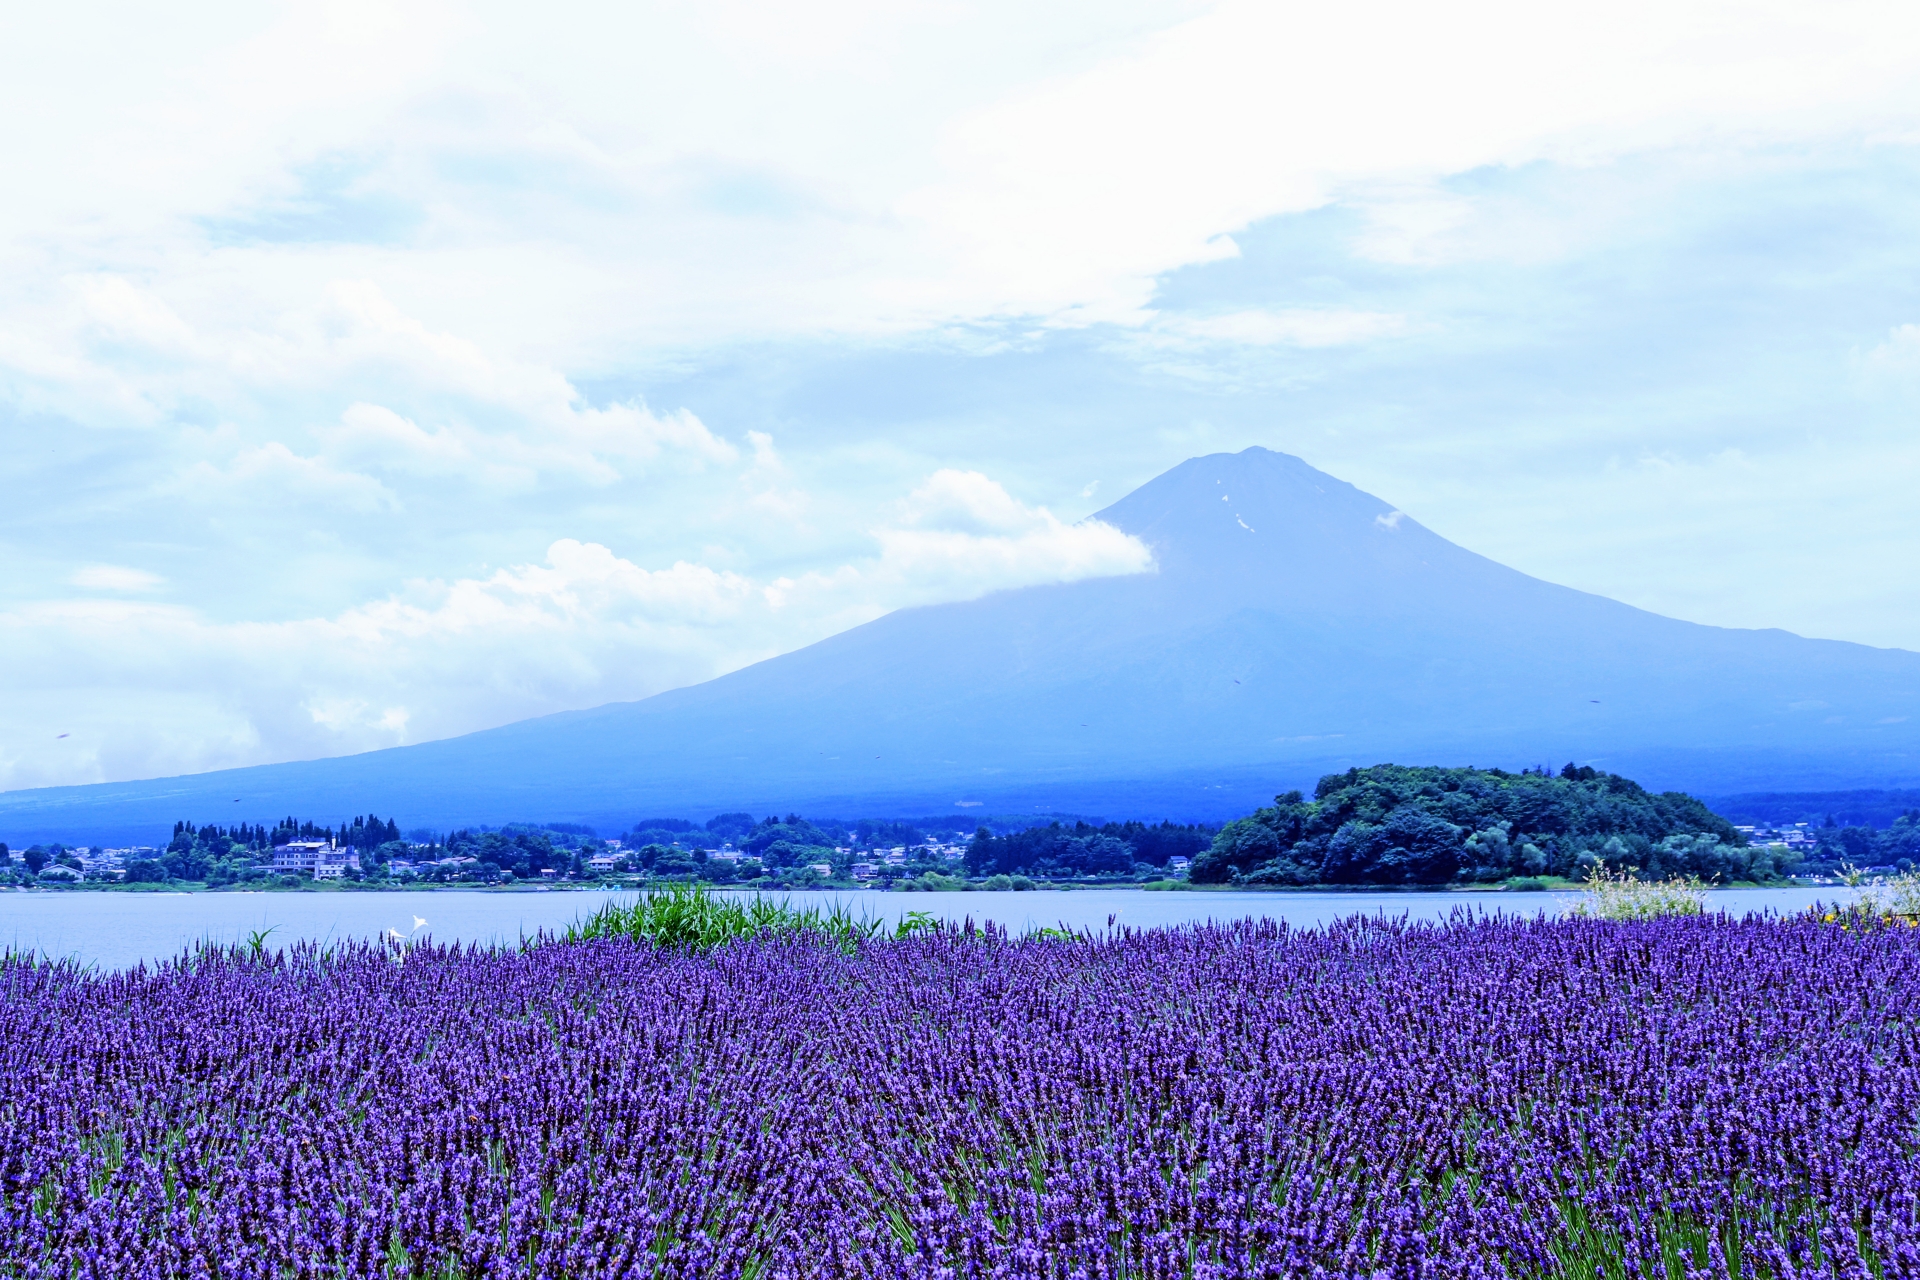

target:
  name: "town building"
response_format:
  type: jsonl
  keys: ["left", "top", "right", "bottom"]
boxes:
{"left": 85, "top": 847, "right": 145, "bottom": 877}
{"left": 271, "top": 838, "right": 357, "bottom": 879}
{"left": 1734, "top": 823, "right": 1821, "bottom": 851}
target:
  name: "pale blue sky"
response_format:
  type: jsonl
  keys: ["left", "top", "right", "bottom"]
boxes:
{"left": 4, "top": 0, "right": 1920, "bottom": 790}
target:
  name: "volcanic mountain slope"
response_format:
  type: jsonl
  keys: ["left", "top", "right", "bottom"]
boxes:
{"left": 6, "top": 447, "right": 1919, "bottom": 841}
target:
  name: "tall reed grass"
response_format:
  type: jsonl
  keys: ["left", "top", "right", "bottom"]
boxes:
{"left": 563, "top": 883, "right": 938, "bottom": 952}
{"left": 1834, "top": 864, "right": 1920, "bottom": 923}
{"left": 1566, "top": 861, "right": 1707, "bottom": 920}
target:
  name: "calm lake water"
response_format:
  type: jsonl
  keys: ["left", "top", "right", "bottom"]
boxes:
{"left": 0, "top": 885, "right": 1850, "bottom": 972}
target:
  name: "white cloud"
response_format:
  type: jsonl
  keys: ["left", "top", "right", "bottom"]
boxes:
{"left": 3, "top": 0, "right": 1916, "bottom": 368}
{"left": 336, "top": 540, "right": 761, "bottom": 641}
{"left": 0, "top": 469, "right": 1152, "bottom": 789}
{"left": 74, "top": 275, "right": 198, "bottom": 354}
{"left": 4, "top": 0, "right": 1920, "bottom": 790}
{"left": 70, "top": 565, "right": 165, "bottom": 591}
{"left": 327, "top": 402, "right": 485, "bottom": 477}
{"left": 294, "top": 282, "right": 739, "bottom": 484}
{"left": 320, "top": 390, "right": 732, "bottom": 490}
{"left": 765, "top": 470, "right": 1154, "bottom": 611}
{"left": 1862, "top": 323, "right": 1920, "bottom": 374}
{"left": 903, "top": 0, "right": 1920, "bottom": 324}
{"left": 896, "top": 468, "right": 1050, "bottom": 535}
{"left": 1160, "top": 308, "right": 1409, "bottom": 348}
{"left": 179, "top": 442, "right": 400, "bottom": 513}
{"left": 869, "top": 517, "right": 1151, "bottom": 598}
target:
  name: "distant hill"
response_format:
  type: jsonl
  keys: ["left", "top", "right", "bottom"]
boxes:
{"left": 1197, "top": 764, "right": 1765, "bottom": 886}
{"left": 5, "top": 446, "right": 1920, "bottom": 844}
{"left": 1706, "top": 789, "right": 1920, "bottom": 829}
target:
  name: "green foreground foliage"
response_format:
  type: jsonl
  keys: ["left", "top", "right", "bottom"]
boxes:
{"left": 1835, "top": 865, "right": 1920, "bottom": 922}
{"left": 563, "top": 883, "right": 939, "bottom": 951}
{"left": 1567, "top": 861, "right": 1708, "bottom": 920}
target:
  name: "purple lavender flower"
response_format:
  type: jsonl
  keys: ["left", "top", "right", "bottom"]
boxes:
{"left": 0, "top": 913, "right": 1914, "bottom": 1277}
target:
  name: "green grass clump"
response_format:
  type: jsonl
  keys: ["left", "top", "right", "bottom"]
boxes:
{"left": 1566, "top": 861, "right": 1706, "bottom": 920}
{"left": 1839, "top": 864, "right": 1920, "bottom": 920}
{"left": 894, "top": 872, "right": 970, "bottom": 892}
{"left": 564, "top": 883, "right": 937, "bottom": 952}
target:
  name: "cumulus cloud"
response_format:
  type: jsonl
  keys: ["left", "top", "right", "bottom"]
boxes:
{"left": 10, "top": 270, "right": 738, "bottom": 503}
{"left": 894, "top": 468, "right": 1047, "bottom": 535}
{"left": 0, "top": 550, "right": 766, "bottom": 791}
{"left": 335, "top": 541, "right": 760, "bottom": 642}
{"left": 177, "top": 442, "right": 400, "bottom": 513}
{"left": 763, "top": 470, "right": 1153, "bottom": 612}
{"left": 1861, "top": 323, "right": 1920, "bottom": 375}
{"left": 870, "top": 517, "right": 1150, "bottom": 598}
{"left": 319, "top": 390, "right": 732, "bottom": 491}
{"left": 5, "top": 0, "right": 1920, "bottom": 793}
{"left": 885, "top": 469, "right": 1150, "bottom": 586}
{"left": 73, "top": 275, "right": 198, "bottom": 354}
{"left": 325, "top": 403, "right": 489, "bottom": 479}
{"left": 303, "top": 282, "right": 737, "bottom": 478}
{"left": 0, "top": 470, "right": 1153, "bottom": 789}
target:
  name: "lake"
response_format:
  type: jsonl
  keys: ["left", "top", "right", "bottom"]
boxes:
{"left": 0, "top": 885, "right": 1852, "bottom": 971}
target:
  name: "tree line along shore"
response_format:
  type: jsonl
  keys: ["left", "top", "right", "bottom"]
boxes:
{"left": 8, "top": 763, "right": 1918, "bottom": 892}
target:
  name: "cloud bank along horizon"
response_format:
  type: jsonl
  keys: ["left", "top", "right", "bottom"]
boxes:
{"left": 4, "top": 0, "right": 1920, "bottom": 789}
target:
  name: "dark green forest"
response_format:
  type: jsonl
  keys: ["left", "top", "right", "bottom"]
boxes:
{"left": 23, "top": 764, "right": 1920, "bottom": 889}
{"left": 964, "top": 821, "right": 1216, "bottom": 878}
{"left": 1192, "top": 764, "right": 1762, "bottom": 886}
{"left": 1712, "top": 788, "right": 1920, "bottom": 829}
{"left": 1805, "top": 813, "right": 1920, "bottom": 872}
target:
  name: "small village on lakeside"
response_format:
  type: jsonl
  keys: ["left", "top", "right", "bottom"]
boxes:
{"left": 2, "top": 805, "right": 1910, "bottom": 892}
{"left": 0, "top": 829, "right": 1181, "bottom": 890}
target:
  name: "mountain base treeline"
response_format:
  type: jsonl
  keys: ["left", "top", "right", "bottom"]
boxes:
{"left": 27, "top": 763, "right": 1910, "bottom": 888}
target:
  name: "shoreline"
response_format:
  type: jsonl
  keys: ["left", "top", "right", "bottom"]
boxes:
{"left": 0, "top": 878, "right": 1811, "bottom": 896}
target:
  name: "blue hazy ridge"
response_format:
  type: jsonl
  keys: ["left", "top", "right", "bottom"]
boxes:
{"left": 6, "top": 447, "right": 1918, "bottom": 843}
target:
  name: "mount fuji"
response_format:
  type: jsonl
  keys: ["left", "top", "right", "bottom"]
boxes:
{"left": 7, "top": 447, "right": 1920, "bottom": 842}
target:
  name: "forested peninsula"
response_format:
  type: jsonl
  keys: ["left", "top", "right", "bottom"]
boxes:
{"left": 1193, "top": 764, "right": 1760, "bottom": 886}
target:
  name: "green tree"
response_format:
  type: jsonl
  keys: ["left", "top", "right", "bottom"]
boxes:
{"left": 1193, "top": 764, "right": 1746, "bottom": 887}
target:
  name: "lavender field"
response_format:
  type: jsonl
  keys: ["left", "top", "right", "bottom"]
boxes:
{"left": 1, "top": 913, "right": 1915, "bottom": 1279}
